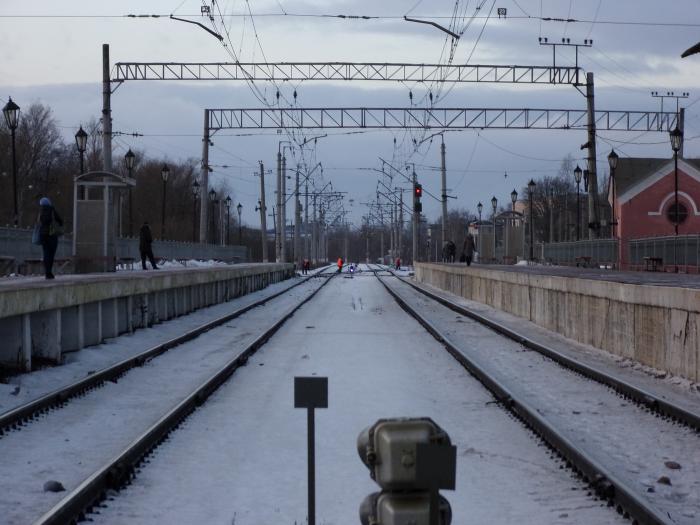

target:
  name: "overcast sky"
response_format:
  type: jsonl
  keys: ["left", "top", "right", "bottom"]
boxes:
{"left": 2, "top": 0, "right": 700, "bottom": 226}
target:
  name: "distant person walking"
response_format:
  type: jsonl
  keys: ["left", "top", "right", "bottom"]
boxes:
{"left": 139, "top": 221, "right": 159, "bottom": 270}
{"left": 337, "top": 256, "right": 344, "bottom": 273}
{"left": 38, "top": 197, "right": 63, "bottom": 279}
{"left": 463, "top": 233, "right": 476, "bottom": 267}
{"left": 302, "top": 258, "right": 310, "bottom": 275}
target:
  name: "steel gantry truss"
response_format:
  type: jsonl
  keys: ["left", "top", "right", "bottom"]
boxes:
{"left": 207, "top": 107, "right": 679, "bottom": 132}
{"left": 113, "top": 62, "right": 584, "bottom": 85}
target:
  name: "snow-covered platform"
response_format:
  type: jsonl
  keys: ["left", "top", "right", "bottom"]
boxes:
{"left": 0, "top": 264, "right": 294, "bottom": 372}
{"left": 415, "top": 262, "right": 700, "bottom": 382}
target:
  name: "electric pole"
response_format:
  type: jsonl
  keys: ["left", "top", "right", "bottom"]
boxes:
{"left": 586, "top": 72, "right": 600, "bottom": 239}
{"left": 295, "top": 164, "right": 302, "bottom": 267}
{"left": 276, "top": 151, "right": 282, "bottom": 261}
{"left": 304, "top": 180, "right": 309, "bottom": 261}
{"left": 282, "top": 154, "right": 287, "bottom": 262}
{"left": 441, "top": 137, "right": 447, "bottom": 248}
{"left": 258, "top": 162, "right": 268, "bottom": 262}
{"left": 199, "top": 109, "right": 210, "bottom": 243}
{"left": 412, "top": 168, "right": 418, "bottom": 265}
{"left": 102, "top": 44, "right": 112, "bottom": 171}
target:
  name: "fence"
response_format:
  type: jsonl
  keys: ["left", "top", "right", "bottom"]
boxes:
{"left": 543, "top": 239, "right": 619, "bottom": 267}
{"left": 0, "top": 227, "right": 248, "bottom": 275}
{"left": 628, "top": 235, "right": 700, "bottom": 271}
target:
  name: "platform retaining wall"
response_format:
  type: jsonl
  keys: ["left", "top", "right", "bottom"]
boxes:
{"left": 415, "top": 263, "right": 699, "bottom": 382}
{"left": 0, "top": 264, "right": 294, "bottom": 372}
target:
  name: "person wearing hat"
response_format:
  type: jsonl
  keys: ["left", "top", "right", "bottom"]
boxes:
{"left": 38, "top": 197, "right": 63, "bottom": 279}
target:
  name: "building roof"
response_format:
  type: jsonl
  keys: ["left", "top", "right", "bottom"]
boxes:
{"left": 615, "top": 157, "right": 700, "bottom": 203}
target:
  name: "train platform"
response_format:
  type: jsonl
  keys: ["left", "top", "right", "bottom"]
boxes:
{"left": 457, "top": 262, "right": 700, "bottom": 289}
{"left": 0, "top": 263, "right": 294, "bottom": 372}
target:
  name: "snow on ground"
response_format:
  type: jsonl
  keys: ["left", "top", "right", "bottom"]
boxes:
{"left": 93, "top": 271, "right": 623, "bottom": 525}
{"left": 383, "top": 276, "right": 700, "bottom": 524}
{"left": 0, "top": 277, "right": 329, "bottom": 525}
{"left": 0, "top": 275, "right": 315, "bottom": 413}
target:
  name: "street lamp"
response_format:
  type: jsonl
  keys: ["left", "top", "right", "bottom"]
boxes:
{"left": 124, "top": 149, "right": 136, "bottom": 236}
{"left": 225, "top": 195, "right": 232, "bottom": 245}
{"left": 670, "top": 126, "right": 683, "bottom": 271}
{"left": 528, "top": 179, "right": 536, "bottom": 261}
{"left": 491, "top": 196, "right": 497, "bottom": 263}
{"left": 160, "top": 164, "right": 170, "bottom": 239}
{"left": 477, "top": 201, "right": 483, "bottom": 260}
{"left": 510, "top": 189, "right": 518, "bottom": 211}
{"left": 237, "top": 202, "right": 243, "bottom": 243}
{"left": 75, "top": 126, "right": 88, "bottom": 174}
{"left": 607, "top": 149, "right": 619, "bottom": 239}
{"left": 573, "top": 165, "right": 583, "bottom": 241}
{"left": 192, "top": 179, "right": 200, "bottom": 242}
{"left": 209, "top": 188, "right": 216, "bottom": 244}
{"left": 3, "top": 97, "right": 20, "bottom": 226}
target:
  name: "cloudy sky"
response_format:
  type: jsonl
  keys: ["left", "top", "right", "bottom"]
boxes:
{"left": 2, "top": 0, "right": 700, "bottom": 226}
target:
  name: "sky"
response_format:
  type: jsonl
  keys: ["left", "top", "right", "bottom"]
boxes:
{"left": 2, "top": 0, "right": 700, "bottom": 227}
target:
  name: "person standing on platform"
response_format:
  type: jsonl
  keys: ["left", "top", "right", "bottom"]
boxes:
{"left": 463, "top": 233, "right": 476, "bottom": 267}
{"left": 139, "top": 221, "right": 159, "bottom": 270}
{"left": 337, "top": 256, "right": 343, "bottom": 273}
{"left": 302, "top": 258, "right": 310, "bottom": 275}
{"left": 38, "top": 197, "right": 63, "bottom": 279}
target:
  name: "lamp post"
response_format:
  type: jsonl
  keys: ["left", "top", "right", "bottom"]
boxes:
{"left": 209, "top": 188, "right": 216, "bottom": 244}
{"left": 528, "top": 179, "right": 536, "bottom": 261}
{"left": 225, "top": 195, "right": 232, "bottom": 245}
{"left": 670, "top": 126, "right": 683, "bottom": 271}
{"left": 124, "top": 149, "right": 135, "bottom": 237}
{"left": 574, "top": 165, "right": 583, "bottom": 241}
{"left": 508, "top": 189, "right": 517, "bottom": 263}
{"left": 491, "top": 196, "right": 497, "bottom": 263}
{"left": 477, "top": 201, "right": 483, "bottom": 262}
{"left": 237, "top": 202, "right": 243, "bottom": 243}
{"left": 75, "top": 126, "right": 88, "bottom": 174}
{"left": 607, "top": 149, "right": 619, "bottom": 239}
{"left": 160, "top": 164, "right": 170, "bottom": 239}
{"left": 3, "top": 97, "right": 20, "bottom": 226}
{"left": 192, "top": 180, "right": 200, "bottom": 242}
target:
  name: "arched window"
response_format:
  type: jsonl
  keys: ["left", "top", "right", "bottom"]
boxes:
{"left": 666, "top": 202, "right": 689, "bottom": 224}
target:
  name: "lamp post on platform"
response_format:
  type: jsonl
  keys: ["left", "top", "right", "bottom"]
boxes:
{"left": 160, "top": 164, "right": 170, "bottom": 239}
{"left": 75, "top": 126, "right": 88, "bottom": 174}
{"left": 124, "top": 149, "right": 135, "bottom": 237}
{"left": 574, "top": 165, "right": 583, "bottom": 241}
{"left": 3, "top": 97, "right": 20, "bottom": 226}
{"left": 670, "top": 126, "right": 683, "bottom": 272}
{"left": 528, "top": 179, "right": 536, "bottom": 261}
{"left": 237, "top": 202, "right": 243, "bottom": 243}
{"left": 491, "top": 196, "right": 497, "bottom": 263}
{"left": 225, "top": 195, "right": 232, "bottom": 245}
{"left": 209, "top": 188, "right": 216, "bottom": 244}
{"left": 607, "top": 149, "right": 619, "bottom": 239}
{"left": 191, "top": 180, "right": 200, "bottom": 242}
{"left": 477, "top": 201, "right": 483, "bottom": 262}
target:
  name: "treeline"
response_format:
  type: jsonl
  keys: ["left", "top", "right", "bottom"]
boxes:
{"left": 0, "top": 102, "right": 235, "bottom": 241}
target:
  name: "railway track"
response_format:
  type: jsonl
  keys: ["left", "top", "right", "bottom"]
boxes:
{"left": 0, "top": 268, "right": 334, "bottom": 525}
{"left": 0, "top": 266, "right": 331, "bottom": 437}
{"left": 371, "top": 264, "right": 700, "bottom": 525}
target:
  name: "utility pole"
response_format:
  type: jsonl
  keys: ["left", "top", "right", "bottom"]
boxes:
{"left": 304, "top": 181, "right": 310, "bottom": 261}
{"left": 312, "top": 194, "right": 318, "bottom": 264}
{"left": 412, "top": 169, "right": 418, "bottom": 265}
{"left": 440, "top": 137, "right": 448, "bottom": 248}
{"left": 258, "top": 162, "right": 268, "bottom": 262}
{"left": 282, "top": 154, "right": 288, "bottom": 262}
{"left": 585, "top": 72, "right": 600, "bottom": 239}
{"left": 276, "top": 151, "right": 282, "bottom": 261}
{"left": 295, "top": 164, "right": 302, "bottom": 267}
{"left": 102, "top": 44, "right": 112, "bottom": 171}
{"left": 379, "top": 207, "right": 385, "bottom": 264}
{"left": 398, "top": 191, "right": 404, "bottom": 260}
{"left": 199, "top": 109, "right": 210, "bottom": 242}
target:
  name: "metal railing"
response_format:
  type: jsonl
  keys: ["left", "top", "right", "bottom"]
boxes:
{"left": 628, "top": 235, "right": 700, "bottom": 268}
{"left": 0, "top": 227, "right": 248, "bottom": 274}
{"left": 543, "top": 239, "right": 619, "bottom": 267}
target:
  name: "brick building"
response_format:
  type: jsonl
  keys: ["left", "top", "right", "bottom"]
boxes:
{"left": 613, "top": 157, "right": 700, "bottom": 269}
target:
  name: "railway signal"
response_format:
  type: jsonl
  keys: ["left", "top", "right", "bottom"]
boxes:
{"left": 357, "top": 417, "right": 456, "bottom": 525}
{"left": 413, "top": 183, "right": 423, "bottom": 213}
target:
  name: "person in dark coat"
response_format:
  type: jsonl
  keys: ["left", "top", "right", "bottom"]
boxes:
{"left": 139, "top": 221, "right": 159, "bottom": 270}
{"left": 463, "top": 233, "right": 476, "bottom": 266}
{"left": 38, "top": 197, "right": 63, "bottom": 279}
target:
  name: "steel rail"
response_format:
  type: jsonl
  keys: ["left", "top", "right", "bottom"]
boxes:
{"left": 385, "top": 268, "right": 700, "bottom": 433}
{"left": 34, "top": 270, "right": 335, "bottom": 525}
{"left": 371, "top": 267, "right": 671, "bottom": 525}
{"left": 0, "top": 266, "right": 332, "bottom": 437}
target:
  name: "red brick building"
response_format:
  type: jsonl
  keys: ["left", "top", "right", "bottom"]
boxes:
{"left": 613, "top": 158, "right": 700, "bottom": 269}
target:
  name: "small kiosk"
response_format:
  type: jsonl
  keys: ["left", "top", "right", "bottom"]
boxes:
{"left": 73, "top": 171, "right": 135, "bottom": 273}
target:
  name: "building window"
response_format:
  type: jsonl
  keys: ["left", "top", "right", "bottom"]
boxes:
{"left": 666, "top": 202, "right": 688, "bottom": 224}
